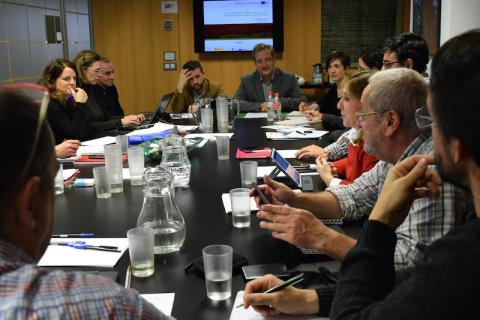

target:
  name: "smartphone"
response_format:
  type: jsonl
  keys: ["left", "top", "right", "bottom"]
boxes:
{"left": 255, "top": 186, "right": 270, "bottom": 205}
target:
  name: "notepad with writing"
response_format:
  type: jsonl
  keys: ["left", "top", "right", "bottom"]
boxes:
{"left": 236, "top": 147, "right": 272, "bottom": 159}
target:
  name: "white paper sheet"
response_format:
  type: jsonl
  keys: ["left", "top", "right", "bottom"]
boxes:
{"left": 244, "top": 112, "right": 268, "bottom": 118}
{"left": 286, "top": 111, "right": 306, "bottom": 117}
{"left": 277, "top": 150, "right": 299, "bottom": 159}
{"left": 63, "top": 169, "right": 79, "bottom": 181}
{"left": 274, "top": 117, "right": 322, "bottom": 126}
{"left": 126, "top": 122, "right": 174, "bottom": 136}
{"left": 221, "top": 193, "right": 259, "bottom": 213}
{"left": 266, "top": 130, "right": 328, "bottom": 140}
{"left": 141, "top": 293, "right": 175, "bottom": 316}
{"left": 76, "top": 145, "right": 106, "bottom": 155}
{"left": 38, "top": 238, "right": 128, "bottom": 268}
{"left": 81, "top": 136, "right": 116, "bottom": 146}
{"left": 185, "top": 133, "right": 234, "bottom": 140}
{"left": 170, "top": 113, "right": 193, "bottom": 119}
{"left": 230, "top": 291, "right": 327, "bottom": 320}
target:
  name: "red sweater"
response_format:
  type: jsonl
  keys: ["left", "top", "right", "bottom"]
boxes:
{"left": 331, "top": 140, "right": 378, "bottom": 185}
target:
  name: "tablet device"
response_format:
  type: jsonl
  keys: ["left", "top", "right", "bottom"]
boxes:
{"left": 270, "top": 148, "right": 302, "bottom": 188}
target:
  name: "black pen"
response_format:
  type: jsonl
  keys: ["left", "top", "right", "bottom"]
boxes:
{"left": 295, "top": 130, "right": 306, "bottom": 135}
{"left": 236, "top": 273, "right": 304, "bottom": 308}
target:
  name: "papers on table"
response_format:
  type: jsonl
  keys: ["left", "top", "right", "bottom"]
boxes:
{"left": 177, "top": 125, "right": 198, "bottom": 132}
{"left": 185, "top": 133, "right": 234, "bottom": 140}
{"left": 286, "top": 111, "right": 306, "bottom": 117}
{"left": 257, "top": 166, "right": 317, "bottom": 178}
{"left": 230, "top": 291, "right": 327, "bottom": 320}
{"left": 277, "top": 149, "right": 299, "bottom": 159}
{"left": 82, "top": 136, "right": 116, "bottom": 146}
{"left": 141, "top": 293, "right": 175, "bottom": 316}
{"left": 266, "top": 130, "right": 328, "bottom": 140}
{"left": 170, "top": 113, "right": 193, "bottom": 119}
{"left": 221, "top": 193, "right": 259, "bottom": 214}
{"left": 38, "top": 238, "right": 128, "bottom": 268}
{"left": 126, "top": 122, "right": 174, "bottom": 137}
{"left": 274, "top": 117, "right": 322, "bottom": 126}
{"left": 244, "top": 112, "right": 268, "bottom": 118}
{"left": 63, "top": 169, "right": 79, "bottom": 181}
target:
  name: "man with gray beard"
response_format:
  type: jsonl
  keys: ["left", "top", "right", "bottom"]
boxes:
{"left": 252, "top": 68, "right": 470, "bottom": 269}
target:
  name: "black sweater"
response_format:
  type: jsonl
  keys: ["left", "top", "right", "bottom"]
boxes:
{"left": 83, "top": 84, "right": 122, "bottom": 137}
{"left": 46, "top": 98, "right": 92, "bottom": 144}
{"left": 330, "top": 219, "right": 480, "bottom": 319}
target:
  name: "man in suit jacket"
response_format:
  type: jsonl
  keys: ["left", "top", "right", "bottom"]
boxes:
{"left": 235, "top": 43, "right": 306, "bottom": 112}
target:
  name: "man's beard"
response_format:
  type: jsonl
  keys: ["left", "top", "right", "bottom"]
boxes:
{"left": 435, "top": 150, "right": 469, "bottom": 190}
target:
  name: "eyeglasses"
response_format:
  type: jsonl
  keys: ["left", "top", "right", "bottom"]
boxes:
{"left": 355, "top": 110, "right": 379, "bottom": 122}
{"left": 255, "top": 57, "right": 274, "bottom": 64}
{"left": 0, "top": 83, "right": 50, "bottom": 181}
{"left": 415, "top": 106, "right": 432, "bottom": 129}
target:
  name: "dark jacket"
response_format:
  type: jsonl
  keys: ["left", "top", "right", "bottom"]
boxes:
{"left": 235, "top": 68, "right": 307, "bottom": 112}
{"left": 46, "top": 98, "right": 92, "bottom": 144}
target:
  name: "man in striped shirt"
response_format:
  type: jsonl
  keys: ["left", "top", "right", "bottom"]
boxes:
{"left": 0, "top": 90, "right": 173, "bottom": 319}
{"left": 253, "top": 68, "right": 470, "bottom": 268}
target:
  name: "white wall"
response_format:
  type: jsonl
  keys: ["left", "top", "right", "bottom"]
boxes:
{"left": 440, "top": 0, "right": 480, "bottom": 44}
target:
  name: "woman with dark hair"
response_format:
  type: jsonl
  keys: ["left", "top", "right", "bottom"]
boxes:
{"left": 73, "top": 50, "right": 143, "bottom": 137}
{"left": 39, "top": 58, "right": 92, "bottom": 145}
{"left": 300, "top": 50, "right": 351, "bottom": 131}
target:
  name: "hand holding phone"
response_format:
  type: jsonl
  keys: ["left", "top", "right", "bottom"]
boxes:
{"left": 255, "top": 186, "right": 271, "bottom": 205}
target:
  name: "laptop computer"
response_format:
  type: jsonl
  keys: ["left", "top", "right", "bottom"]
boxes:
{"left": 119, "top": 92, "right": 174, "bottom": 132}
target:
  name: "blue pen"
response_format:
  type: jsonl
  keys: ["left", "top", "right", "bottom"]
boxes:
{"left": 52, "top": 241, "right": 120, "bottom": 252}
{"left": 52, "top": 233, "right": 95, "bottom": 238}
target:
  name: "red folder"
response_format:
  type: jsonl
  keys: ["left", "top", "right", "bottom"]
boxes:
{"left": 235, "top": 147, "right": 272, "bottom": 159}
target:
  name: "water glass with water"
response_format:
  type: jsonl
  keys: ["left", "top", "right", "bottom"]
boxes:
{"left": 201, "top": 108, "right": 213, "bottom": 132}
{"left": 202, "top": 245, "right": 233, "bottom": 301}
{"left": 54, "top": 163, "right": 64, "bottom": 195}
{"left": 127, "top": 146, "right": 145, "bottom": 186}
{"left": 116, "top": 135, "right": 129, "bottom": 154}
{"left": 127, "top": 226, "right": 155, "bottom": 277}
{"left": 216, "top": 96, "right": 229, "bottom": 132}
{"left": 104, "top": 144, "right": 123, "bottom": 193}
{"left": 240, "top": 161, "right": 258, "bottom": 188}
{"left": 216, "top": 136, "right": 230, "bottom": 160}
{"left": 230, "top": 188, "right": 251, "bottom": 228}
{"left": 92, "top": 166, "right": 111, "bottom": 198}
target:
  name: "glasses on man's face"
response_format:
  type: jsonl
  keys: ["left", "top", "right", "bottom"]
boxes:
{"left": 355, "top": 110, "right": 379, "bottom": 123}
{"left": 415, "top": 106, "right": 432, "bottom": 129}
{"left": 0, "top": 83, "right": 50, "bottom": 180}
{"left": 255, "top": 57, "right": 273, "bottom": 65}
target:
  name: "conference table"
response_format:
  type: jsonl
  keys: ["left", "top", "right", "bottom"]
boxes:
{"left": 53, "top": 118, "right": 360, "bottom": 319}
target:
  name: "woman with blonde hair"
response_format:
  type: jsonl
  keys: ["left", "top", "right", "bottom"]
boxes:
{"left": 73, "top": 50, "right": 143, "bottom": 137}
{"left": 316, "top": 70, "right": 378, "bottom": 186}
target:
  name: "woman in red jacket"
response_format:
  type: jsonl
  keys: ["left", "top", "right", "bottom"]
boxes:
{"left": 316, "top": 70, "right": 378, "bottom": 186}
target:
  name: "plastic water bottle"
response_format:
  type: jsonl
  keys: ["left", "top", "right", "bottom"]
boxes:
{"left": 266, "top": 91, "right": 275, "bottom": 122}
{"left": 273, "top": 92, "right": 282, "bottom": 121}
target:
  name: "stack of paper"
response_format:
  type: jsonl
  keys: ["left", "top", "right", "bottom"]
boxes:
{"left": 38, "top": 238, "right": 128, "bottom": 268}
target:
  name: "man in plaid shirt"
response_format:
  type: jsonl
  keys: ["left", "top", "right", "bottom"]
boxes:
{"left": 253, "top": 68, "right": 470, "bottom": 268}
{"left": 0, "top": 90, "right": 173, "bottom": 319}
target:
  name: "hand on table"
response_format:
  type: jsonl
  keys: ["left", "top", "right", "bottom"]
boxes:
{"left": 299, "top": 102, "right": 318, "bottom": 112}
{"left": 305, "top": 110, "right": 323, "bottom": 121}
{"left": 296, "top": 145, "right": 328, "bottom": 160}
{"left": 121, "top": 114, "right": 142, "bottom": 126}
{"left": 243, "top": 274, "right": 319, "bottom": 316}
{"left": 260, "top": 102, "right": 269, "bottom": 112}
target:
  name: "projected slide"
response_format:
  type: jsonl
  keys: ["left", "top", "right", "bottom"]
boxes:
{"left": 203, "top": 0, "right": 274, "bottom": 52}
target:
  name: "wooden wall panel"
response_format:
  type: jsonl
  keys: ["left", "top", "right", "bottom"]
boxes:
{"left": 92, "top": 0, "right": 321, "bottom": 114}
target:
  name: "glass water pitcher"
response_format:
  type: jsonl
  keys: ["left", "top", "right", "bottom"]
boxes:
{"left": 137, "top": 167, "right": 186, "bottom": 254}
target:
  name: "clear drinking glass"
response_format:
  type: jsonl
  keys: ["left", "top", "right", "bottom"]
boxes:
{"left": 240, "top": 161, "right": 258, "bottom": 188}
{"left": 92, "top": 166, "right": 111, "bottom": 198}
{"left": 104, "top": 144, "right": 123, "bottom": 193}
{"left": 54, "top": 163, "right": 64, "bottom": 195}
{"left": 230, "top": 188, "right": 251, "bottom": 228}
{"left": 127, "top": 146, "right": 145, "bottom": 186}
{"left": 127, "top": 226, "right": 155, "bottom": 277}
{"left": 216, "top": 136, "right": 230, "bottom": 160}
{"left": 202, "top": 245, "right": 233, "bottom": 301}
